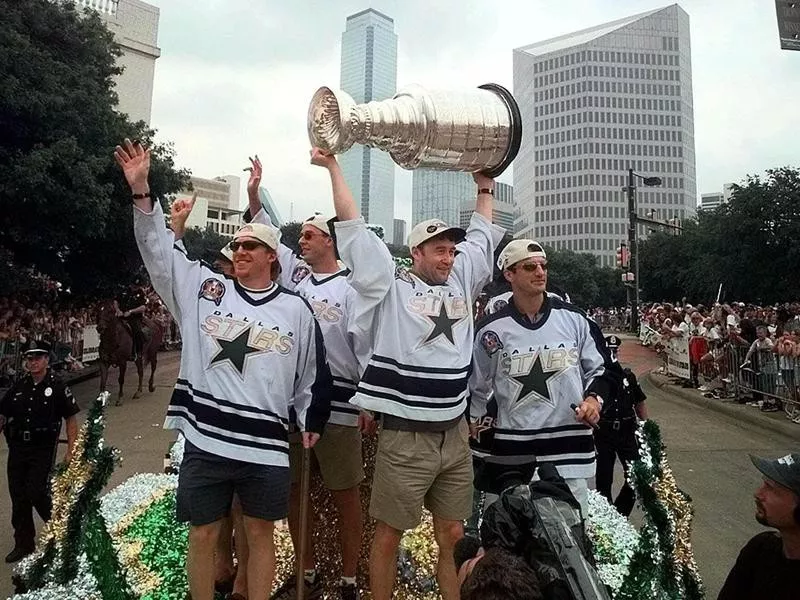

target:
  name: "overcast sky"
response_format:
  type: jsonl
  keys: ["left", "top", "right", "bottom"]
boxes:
{"left": 144, "top": 0, "right": 800, "bottom": 225}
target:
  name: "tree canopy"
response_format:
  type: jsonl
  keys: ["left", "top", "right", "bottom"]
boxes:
{"left": 639, "top": 167, "right": 800, "bottom": 304}
{"left": 0, "top": 0, "right": 188, "bottom": 297}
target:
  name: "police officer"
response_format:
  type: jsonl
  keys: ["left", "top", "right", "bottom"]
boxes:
{"left": 594, "top": 335, "right": 648, "bottom": 517}
{"left": 0, "top": 341, "right": 79, "bottom": 562}
{"left": 116, "top": 278, "right": 148, "bottom": 359}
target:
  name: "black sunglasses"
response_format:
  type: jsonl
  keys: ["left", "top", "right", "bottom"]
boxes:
{"left": 229, "top": 240, "right": 268, "bottom": 252}
{"left": 514, "top": 261, "right": 548, "bottom": 272}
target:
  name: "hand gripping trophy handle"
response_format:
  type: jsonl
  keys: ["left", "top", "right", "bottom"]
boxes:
{"left": 307, "top": 83, "right": 522, "bottom": 178}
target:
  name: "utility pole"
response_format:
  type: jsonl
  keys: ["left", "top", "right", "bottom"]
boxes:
{"left": 627, "top": 168, "right": 639, "bottom": 333}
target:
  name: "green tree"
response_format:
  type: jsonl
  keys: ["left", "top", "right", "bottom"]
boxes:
{"left": 182, "top": 226, "right": 231, "bottom": 264}
{"left": 280, "top": 221, "right": 302, "bottom": 256}
{"left": 0, "top": 0, "right": 188, "bottom": 297}
{"left": 638, "top": 167, "right": 800, "bottom": 304}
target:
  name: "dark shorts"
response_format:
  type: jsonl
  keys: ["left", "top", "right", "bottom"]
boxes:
{"left": 176, "top": 441, "right": 290, "bottom": 526}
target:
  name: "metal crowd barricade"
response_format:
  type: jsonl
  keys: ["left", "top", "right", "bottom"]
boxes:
{"left": 727, "top": 344, "right": 799, "bottom": 415}
{"left": 0, "top": 338, "right": 23, "bottom": 389}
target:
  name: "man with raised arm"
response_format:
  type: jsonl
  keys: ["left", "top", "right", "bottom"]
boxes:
{"left": 243, "top": 156, "right": 364, "bottom": 600}
{"left": 310, "top": 148, "right": 504, "bottom": 600}
{"left": 114, "top": 139, "right": 332, "bottom": 600}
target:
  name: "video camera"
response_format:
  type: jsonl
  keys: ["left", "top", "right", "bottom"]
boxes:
{"left": 456, "top": 459, "right": 611, "bottom": 600}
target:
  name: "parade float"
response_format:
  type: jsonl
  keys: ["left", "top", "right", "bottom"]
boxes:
{"left": 10, "top": 393, "right": 704, "bottom": 600}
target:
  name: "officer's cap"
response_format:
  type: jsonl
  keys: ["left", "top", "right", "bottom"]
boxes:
{"left": 605, "top": 335, "right": 622, "bottom": 349}
{"left": 24, "top": 340, "right": 51, "bottom": 356}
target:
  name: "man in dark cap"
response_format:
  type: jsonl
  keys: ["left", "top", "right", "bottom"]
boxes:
{"left": 594, "top": 335, "right": 648, "bottom": 516}
{"left": 718, "top": 453, "right": 800, "bottom": 599}
{"left": 0, "top": 341, "right": 79, "bottom": 562}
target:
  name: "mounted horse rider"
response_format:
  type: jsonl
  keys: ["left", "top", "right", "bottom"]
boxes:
{"left": 115, "top": 278, "right": 148, "bottom": 360}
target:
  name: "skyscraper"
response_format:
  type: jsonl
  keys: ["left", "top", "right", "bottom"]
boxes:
{"left": 513, "top": 4, "right": 696, "bottom": 267}
{"left": 412, "top": 171, "right": 516, "bottom": 235}
{"left": 76, "top": 0, "right": 161, "bottom": 124}
{"left": 339, "top": 8, "right": 398, "bottom": 242}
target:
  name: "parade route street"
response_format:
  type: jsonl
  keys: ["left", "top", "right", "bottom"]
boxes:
{"left": 1, "top": 344, "right": 799, "bottom": 599}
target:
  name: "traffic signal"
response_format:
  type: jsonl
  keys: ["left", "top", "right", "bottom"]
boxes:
{"left": 616, "top": 243, "right": 630, "bottom": 269}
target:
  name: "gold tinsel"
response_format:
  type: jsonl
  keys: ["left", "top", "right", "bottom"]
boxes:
{"left": 653, "top": 462, "right": 702, "bottom": 585}
{"left": 39, "top": 424, "right": 94, "bottom": 547}
{"left": 115, "top": 538, "right": 161, "bottom": 594}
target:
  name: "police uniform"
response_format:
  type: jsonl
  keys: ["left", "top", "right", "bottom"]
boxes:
{"left": 1, "top": 345, "right": 79, "bottom": 560}
{"left": 118, "top": 285, "right": 148, "bottom": 356}
{"left": 594, "top": 335, "right": 646, "bottom": 517}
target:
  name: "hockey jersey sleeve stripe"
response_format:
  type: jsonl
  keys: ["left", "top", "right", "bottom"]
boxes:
{"left": 358, "top": 385, "right": 468, "bottom": 410}
{"left": 370, "top": 354, "right": 471, "bottom": 375}
{"left": 171, "top": 389, "right": 289, "bottom": 441}
{"left": 332, "top": 376, "right": 357, "bottom": 389}
{"left": 166, "top": 409, "right": 289, "bottom": 454}
{"left": 176, "top": 379, "right": 288, "bottom": 424}
{"left": 360, "top": 366, "right": 470, "bottom": 400}
{"left": 330, "top": 400, "right": 360, "bottom": 415}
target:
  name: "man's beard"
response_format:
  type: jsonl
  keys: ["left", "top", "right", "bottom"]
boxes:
{"left": 755, "top": 513, "right": 769, "bottom": 527}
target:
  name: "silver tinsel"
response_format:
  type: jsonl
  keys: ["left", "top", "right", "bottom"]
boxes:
{"left": 586, "top": 489, "right": 639, "bottom": 594}
{"left": 168, "top": 435, "right": 185, "bottom": 472}
{"left": 99, "top": 473, "right": 178, "bottom": 529}
{"left": 12, "top": 554, "right": 100, "bottom": 600}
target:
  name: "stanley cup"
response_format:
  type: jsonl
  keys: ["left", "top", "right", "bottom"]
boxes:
{"left": 307, "top": 83, "right": 522, "bottom": 178}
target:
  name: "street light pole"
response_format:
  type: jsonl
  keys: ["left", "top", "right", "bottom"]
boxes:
{"left": 627, "top": 168, "right": 639, "bottom": 333}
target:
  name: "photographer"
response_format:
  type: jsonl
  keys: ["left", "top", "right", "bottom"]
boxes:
{"left": 456, "top": 461, "right": 610, "bottom": 600}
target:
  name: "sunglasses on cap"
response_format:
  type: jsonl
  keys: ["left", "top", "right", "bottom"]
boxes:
{"left": 229, "top": 240, "right": 269, "bottom": 252}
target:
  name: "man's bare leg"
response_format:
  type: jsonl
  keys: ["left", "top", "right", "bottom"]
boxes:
{"left": 332, "top": 486, "right": 362, "bottom": 578}
{"left": 244, "top": 516, "right": 276, "bottom": 600}
{"left": 369, "top": 520, "right": 403, "bottom": 600}
{"left": 432, "top": 516, "right": 464, "bottom": 600}
{"left": 214, "top": 515, "right": 235, "bottom": 585}
{"left": 231, "top": 496, "right": 249, "bottom": 597}
{"left": 187, "top": 520, "right": 224, "bottom": 600}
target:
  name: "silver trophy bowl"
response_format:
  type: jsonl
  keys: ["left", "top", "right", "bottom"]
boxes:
{"left": 307, "top": 83, "right": 522, "bottom": 178}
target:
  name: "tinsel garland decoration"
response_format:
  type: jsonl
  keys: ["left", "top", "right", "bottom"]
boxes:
{"left": 15, "top": 392, "right": 133, "bottom": 600}
{"left": 585, "top": 490, "right": 639, "bottom": 594}
{"left": 616, "top": 421, "right": 704, "bottom": 600}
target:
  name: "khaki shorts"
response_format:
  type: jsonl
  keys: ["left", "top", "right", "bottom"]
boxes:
{"left": 289, "top": 424, "right": 364, "bottom": 491}
{"left": 370, "top": 418, "right": 473, "bottom": 531}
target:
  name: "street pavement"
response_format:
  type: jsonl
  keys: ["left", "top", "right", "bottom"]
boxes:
{"left": 1, "top": 342, "right": 798, "bottom": 599}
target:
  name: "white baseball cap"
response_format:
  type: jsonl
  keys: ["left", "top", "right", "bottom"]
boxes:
{"left": 219, "top": 245, "right": 234, "bottom": 262}
{"left": 232, "top": 222, "right": 279, "bottom": 250}
{"left": 303, "top": 213, "right": 332, "bottom": 236}
{"left": 407, "top": 219, "right": 466, "bottom": 249}
{"left": 497, "top": 239, "right": 547, "bottom": 270}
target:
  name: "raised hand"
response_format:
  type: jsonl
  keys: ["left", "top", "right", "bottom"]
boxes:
{"left": 245, "top": 155, "right": 262, "bottom": 199}
{"left": 309, "top": 147, "right": 337, "bottom": 170}
{"left": 114, "top": 138, "right": 151, "bottom": 193}
{"left": 170, "top": 192, "right": 197, "bottom": 239}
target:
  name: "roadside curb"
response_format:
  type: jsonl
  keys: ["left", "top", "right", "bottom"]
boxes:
{"left": 646, "top": 371, "right": 800, "bottom": 442}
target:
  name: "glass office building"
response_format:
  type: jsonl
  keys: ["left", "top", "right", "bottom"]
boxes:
{"left": 513, "top": 5, "right": 696, "bottom": 267}
{"left": 339, "top": 9, "right": 398, "bottom": 242}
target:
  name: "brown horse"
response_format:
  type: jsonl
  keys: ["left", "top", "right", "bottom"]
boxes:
{"left": 96, "top": 301, "right": 163, "bottom": 405}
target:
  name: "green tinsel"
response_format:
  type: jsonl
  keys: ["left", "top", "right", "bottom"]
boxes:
{"left": 85, "top": 504, "right": 135, "bottom": 600}
{"left": 123, "top": 493, "right": 190, "bottom": 600}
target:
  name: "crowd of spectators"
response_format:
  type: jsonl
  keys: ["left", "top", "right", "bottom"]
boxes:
{"left": 640, "top": 301, "right": 800, "bottom": 418}
{"left": 0, "top": 285, "right": 180, "bottom": 388}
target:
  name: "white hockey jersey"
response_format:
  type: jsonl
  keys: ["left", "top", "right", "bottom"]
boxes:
{"left": 470, "top": 294, "right": 614, "bottom": 479}
{"left": 133, "top": 202, "right": 332, "bottom": 467}
{"left": 249, "top": 209, "right": 361, "bottom": 427}
{"left": 335, "top": 213, "right": 505, "bottom": 423}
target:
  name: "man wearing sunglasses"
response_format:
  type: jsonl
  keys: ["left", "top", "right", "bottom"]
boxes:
{"left": 309, "top": 147, "right": 504, "bottom": 600}
{"left": 469, "top": 240, "right": 615, "bottom": 518}
{"left": 1, "top": 341, "right": 78, "bottom": 563}
{"left": 240, "top": 156, "right": 364, "bottom": 600}
{"left": 115, "top": 139, "right": 332, "bottom": 600}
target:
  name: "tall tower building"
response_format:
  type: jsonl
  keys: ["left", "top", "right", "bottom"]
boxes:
{"left": 76, "top": 0, "right": 161, "bottom": 124}
{"left": 513, "top": 4, "right": 696, "bottom": 267}
{"left": 412, "top": 171, "right": 517, "bottom": 235}
{"left": 339, "top": 9, "right": 398, "bottom": 242}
